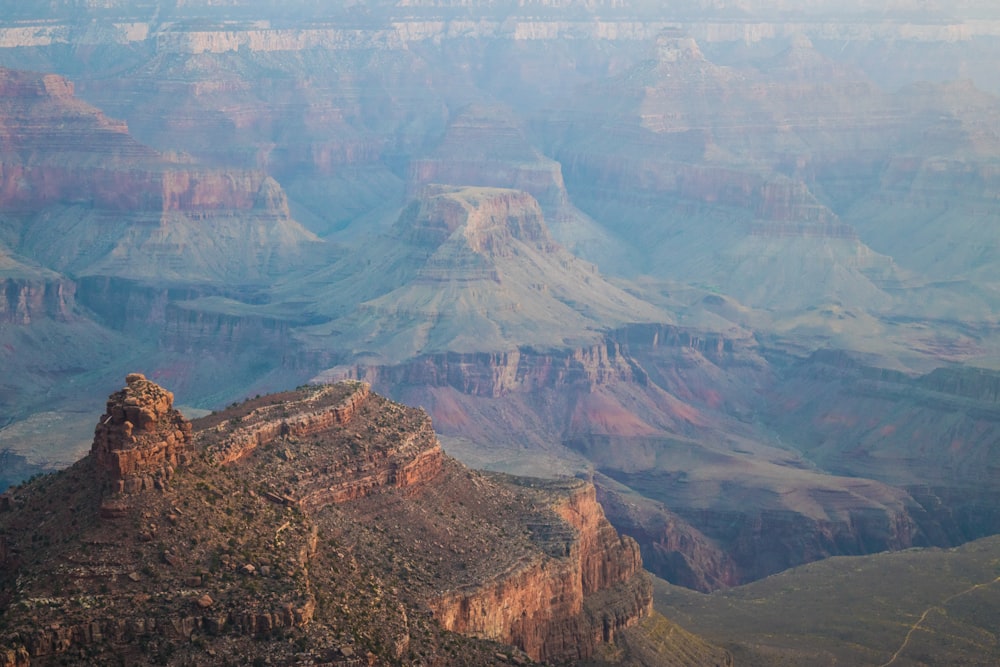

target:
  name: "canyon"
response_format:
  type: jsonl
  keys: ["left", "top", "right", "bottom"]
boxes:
{"left": 1, "top": 2, "right": 1000, "bottom": 663}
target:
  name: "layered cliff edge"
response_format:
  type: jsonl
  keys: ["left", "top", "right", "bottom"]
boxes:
{"left": 0, "top": 375, "right": 660, "bottom": 666}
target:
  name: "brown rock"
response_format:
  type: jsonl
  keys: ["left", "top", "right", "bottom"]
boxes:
{"left": 428, "top": 478, "right": 651, "bottom": 663}
{"left": 90, "top": 374, "right": 192, "bottom": 495}
{"left": 98, "top": 501, "right": 129, "bottom": 520}
{"left": 196, "top": 595, "right": 214, "bottom": 609}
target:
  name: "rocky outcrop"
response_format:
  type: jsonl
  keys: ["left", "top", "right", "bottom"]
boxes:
{"left": 594, "top": 474, "right": 741, "bottom": 592}
{"left": 0, "top": 276, "right": 76, "bottom": 324}
{"left": 0, "top": 380, "right": 656, "bottom": 665}
{"left": 91, "top": 373, "right": 192, "bottom": 494}
{"left": 399, "top": 185, "right": 557, "bottom": 257}
{"left": 200, "top": 382, "right": 371, "bottom": 465}
{"left": 429, "top": 477, "right": 651, "bottom": 663}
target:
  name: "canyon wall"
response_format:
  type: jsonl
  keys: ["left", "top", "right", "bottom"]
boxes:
{"left": 2, "top": 14, "right": 999, "bottom": 53}
{"left": 0, "top": 69, "right": 269, "bottom": 213}
{"left": 333, "top": 322, "right": 750, "bottom": 398}
{"left": 0, "top": 276, "right": 76, "bottom": 324}
{"left": 429, "top": 478, "right": 651, "bottom": 663}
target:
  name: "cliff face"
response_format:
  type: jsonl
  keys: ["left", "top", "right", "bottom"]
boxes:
{"left": 3, "top": 3, "right": 998, "bottom": 52}
{"left": 91, "top": 372, "right": 192, "bottom": 494}
{"left": 0, "top": 276, "right": 76, "bottom": 324}
{"left": 594, "top": 474, "right": 741, "bottom": 592}
{"left": 324, "top": 322, "right": 970, "bottom": 590}
{"left": 0, "top": 376, "right": 654, "bottom": 665}
{"left": 430, "top": 478, "right": 650, "bottom": 663}
{"left": 334, "top": 322, "right": 749, "bottom": 399}
{"left": 0, "top": 68, "right": 213, "bottom": 213}
{"left": 0, "top": 67, "right": 320, "bottom": 285}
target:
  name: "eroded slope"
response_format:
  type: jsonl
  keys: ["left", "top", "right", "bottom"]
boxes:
{"left": 0, "top": 375, "right": 660, "bottom": 666}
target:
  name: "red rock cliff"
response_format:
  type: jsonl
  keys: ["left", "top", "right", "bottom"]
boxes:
{"left": 91, "top": 373, "right": 193, "bottom": 494}
{"left": 429, "top": 477, "right": 651, "bottom": 663}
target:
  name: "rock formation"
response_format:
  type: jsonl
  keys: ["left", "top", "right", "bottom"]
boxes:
{"left": 91, "top": 373, "right": 192, "bottom": 494}
{"left": 296, "top": 185, "right": 667, "bottom": 365}
{"left": 429, "top": 478, "right": 650, "bottom": 663}
{"left": 0, "top": 378, "right": 663, "bottom": 665}
{"left": 2, "top": 7, "right": 1000, "bottom": 650}
{"left": 0, "top": 66, "right": 322, "bottom": 285}
{"left": 404, "top": 104, "right": 622, "bottom": 259}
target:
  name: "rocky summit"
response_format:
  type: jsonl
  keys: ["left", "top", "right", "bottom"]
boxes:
{"left": 91, "top": 372, "right": 192, "bottom": 496}
{"left": 0, "top": 375, "right": 692, "bottom": 666}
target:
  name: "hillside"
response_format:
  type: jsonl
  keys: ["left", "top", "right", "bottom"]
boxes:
{"left": 654, "top": 535, "right": 1000, "bottom": 666}
{"left": 293, "top": 185, "right": 667, "bottom": 364}
{"left": 0, "top": 374, "right": 733, "bottom": 666}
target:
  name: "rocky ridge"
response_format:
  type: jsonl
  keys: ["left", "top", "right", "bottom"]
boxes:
{"left": 0, "top": 376, "right": 658, "bottom": 665}
{"left": 3, "top": 1, "right": 1000, "bottom": 53}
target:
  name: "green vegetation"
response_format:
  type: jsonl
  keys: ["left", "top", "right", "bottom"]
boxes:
{"left": 655, "top": 536, "right": 1000, "bottom": 666}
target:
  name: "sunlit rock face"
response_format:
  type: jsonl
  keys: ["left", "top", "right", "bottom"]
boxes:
{"left": 91, "top": 373, "right": 192, "bottom": 494}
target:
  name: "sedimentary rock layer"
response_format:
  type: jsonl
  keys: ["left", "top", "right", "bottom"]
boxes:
{"left": 0, "top": 377, "right": 653, "bottom": 664}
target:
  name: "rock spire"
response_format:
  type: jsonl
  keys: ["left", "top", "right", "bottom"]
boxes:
{"left": 91, "top": 373, "right": 192, "bottom": 494}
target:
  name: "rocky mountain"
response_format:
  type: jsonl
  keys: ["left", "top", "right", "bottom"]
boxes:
{"left": 406, "top": 105, "right": 626, "bottom": 263}
{"left": 0, "top": 67, "right": 323, "bottom": 285}
{"left": 293, "top": 185, "right": 666, "bottom": 365}
{"left": 0, "top": 375, "right": 725, "bottom": 666}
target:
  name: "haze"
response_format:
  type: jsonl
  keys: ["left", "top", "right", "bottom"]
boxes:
{"left": 1, "top": 1, "right": 1000, "bottom": 664}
